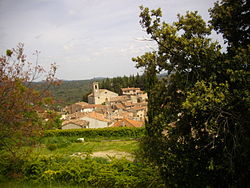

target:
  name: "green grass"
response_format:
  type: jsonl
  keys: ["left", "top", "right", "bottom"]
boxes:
{"left": 35, "top": 140, "right": 139, "bottom": 156}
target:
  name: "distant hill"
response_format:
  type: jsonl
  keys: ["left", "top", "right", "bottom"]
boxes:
{"left": 32, "top": 79, "right": 100, "bottom": 107}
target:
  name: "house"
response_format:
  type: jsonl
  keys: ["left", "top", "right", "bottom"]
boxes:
{"left": 109, "top": 95, "right": 130, "bottom": 104}
{"left": 127, "top": 106, "right": 147, "bottom": 121}
{"left": 112, "top": 118, "right": 144, "bottom": 128}
{"left": 65, "top": 111, "right": 86, "bottom": 120}
{"left": 109, "top": 110, "right": 134, "bottom": 121}
{"left": 137, "top": 93, "right": 148, "bottom": 102}
{"left": 88, "top": 82, "right": 118, "bottom": 104}
{"left": 80, "top": 104, "right": 108, "bottom": 113}
{"left": 63, "top": 102, "right": 88, "bottom": 114}
{"left": 121, "top": 87, "right": 142, "bottom": 96}
{"left": 80, "top": 111, "right": 112, "bottom": 128}
{"left": 62, "top": 119, "right": 89, "bottom": 129}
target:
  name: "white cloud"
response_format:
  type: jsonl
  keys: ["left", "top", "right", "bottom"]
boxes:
{"left": 0, "top": 0, "right": 220, "bottom": 80}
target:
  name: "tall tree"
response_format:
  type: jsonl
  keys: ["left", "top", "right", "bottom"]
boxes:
{"left": 0, "top": 44, "right": 58, "bottom": 158}
{"left": 133, "top": 2, "right": 249, "bottom": 187}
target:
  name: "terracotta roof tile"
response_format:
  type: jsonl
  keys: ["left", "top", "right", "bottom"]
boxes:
{"left": 65, "top": 112, "right": 86, "bottom": 119}
{"left": 62, "top": 119, "right": 89, "bottom": 127}
{"left": 110, "top": 96, "right": 130, "bottom": 102}
{"left": 84, "top": 112, "right": 111, "bottom": 122}
{"left": 112, "top": 118, "right": 144, "bottom": 128}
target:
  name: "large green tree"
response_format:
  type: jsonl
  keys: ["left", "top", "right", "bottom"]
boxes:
{"left": 133, "top": 1, "right": 249, "bottom": 187}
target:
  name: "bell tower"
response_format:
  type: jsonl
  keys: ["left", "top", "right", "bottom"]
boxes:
{"left": 92, "top": 82, "right": 99, "bottom": 98}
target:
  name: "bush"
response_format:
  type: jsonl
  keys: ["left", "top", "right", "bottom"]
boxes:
{"left": 43, "top": 137, "right": 71, "bottom": 151}
{"left": 44, "top": 127, "right": 145, "bottom": 139}
{"left": 21, "top": 155, "right": 164, "bottom": 187}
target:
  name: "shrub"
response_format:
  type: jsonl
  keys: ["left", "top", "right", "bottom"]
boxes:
{"left": 44, "top": 127, "right": 145, "bottom": 139}
{"left": 20, "top": 154, "right": 164, "bottom": 187}
{"left": 43, "top": 137, "right": 71, "bottom": 151}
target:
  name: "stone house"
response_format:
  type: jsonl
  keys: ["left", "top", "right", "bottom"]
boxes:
{"left": 63, "top": 102, "right": 89, "bottom": 114}
{"left": 64, "top": 111, "right": 86, "bottom": 120}
{"left": 109, "top": 110, "right": 134, "bottom": 121}
{"left": 121, "top": 87, "right": 142, "bottom": 96}
{"left": 127, "top": 106, "right": 147, "bottom": 121}
{"left": 88, "top": 82, "right": 118, "bottom": 104}
{"left": 80, "top": 111, "right": 112, "bottom": 128}
{"left": 62, "top": 119, "right": 89, "bottom": 129}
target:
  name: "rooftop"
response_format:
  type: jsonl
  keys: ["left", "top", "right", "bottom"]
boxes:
{"left": 112, "top": 118, "right": 144, "bottom": 128}
{"left": 121, "top": 87, "right": 141, "bottom": 91}
{"left": 62, "top": 119, "right": 89, "bottom": 127}
{"left": 84, "top": 111, "right": 111, "bottom": 122}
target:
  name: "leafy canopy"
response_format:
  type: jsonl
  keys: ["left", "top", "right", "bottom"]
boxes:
{"left": 133, "top": 2, "right": 249, "bottom": 187}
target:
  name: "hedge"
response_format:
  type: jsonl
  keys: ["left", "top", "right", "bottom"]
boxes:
{"left": 44, "top": 127, "right": 145, "bottom": 138}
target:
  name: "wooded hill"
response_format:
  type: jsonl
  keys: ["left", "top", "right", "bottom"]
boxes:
{"left": 32, "top": 74, "right": 147, "bottom": 107}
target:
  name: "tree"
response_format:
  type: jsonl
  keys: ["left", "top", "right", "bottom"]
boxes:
{"left": 133, "top": 3, "right": 249, "bottom": 187}
{"left": 209, "top": 0, "right": 250, "bottom": 49}
{"left": 0, "top": 43, "right": 59, "bottom": 158}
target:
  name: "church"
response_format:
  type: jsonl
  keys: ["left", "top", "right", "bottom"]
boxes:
{"left": 88, "top": 82, "right": 118, "bottom": 104}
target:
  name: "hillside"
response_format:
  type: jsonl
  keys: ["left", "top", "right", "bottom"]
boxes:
{"left": 32, "top": 79, "right": 95, "bottom": 106}
{"left": 31, "top": 74, "right": 149, "bottom": 107}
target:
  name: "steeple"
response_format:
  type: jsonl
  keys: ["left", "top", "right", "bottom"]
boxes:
{"left": 92, "top": 82, "right": 99, "bottom": 97}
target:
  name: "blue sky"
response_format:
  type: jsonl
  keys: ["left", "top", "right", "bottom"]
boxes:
{"left": 0, "top": 0, "right": 220, "bottom": 80}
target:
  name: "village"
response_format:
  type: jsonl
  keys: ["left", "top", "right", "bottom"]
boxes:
{"left": 61, "top": 82, "right": 148, "bottom": 129}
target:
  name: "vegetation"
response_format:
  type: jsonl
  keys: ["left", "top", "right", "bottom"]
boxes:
{"left": 32, "top": 80, "right": 93, "bottom": 107}
{"left": 133, "top": 0, "right": 249, "bottom": 187}
{"left": 21, "top": 155, "right": 162, "bottom": 187}
{"left": 37, "top": 138, "right": 139, "bottom": 156}
{"left": 0, "top": 122, "right": 156, "bottom": 187}
{"left": 99, "top": 74, "right": 147, "bottom": 95}
{"left": 44, "top": 127, "right": 144, "bottom": 139}
{"left": 33, "top": 74, "right": 148, "bottom": 107}
{"left": 0, "top": 43, "right": 59, "bottom": 159}
{"left": 0, "top": 134, "right": 161, "bottom": 187}
{"left": 1, "top": 1, "right": 249, "bottom": 187}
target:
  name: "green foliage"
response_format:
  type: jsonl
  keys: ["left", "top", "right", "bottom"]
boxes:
{"left": 36, "top": 140, "right": 139, "bottom": 156}
{"left": 0, "top": 154, "right": 164, "bottom": 187}
{"left": 133, "top": 3, "right": 250, "bottom": 187}
{"left": 6, "top": 49, "right": 13, "bottom": 57}
{"left": 32, "top": 80, "right": 94, "bottom": 107}
{"left": 209, "top": 0, "right": 250, "bottom": 49}
{"left": 0, "top": 44, "right": 58, "bottom": 159}
{"left": 43, "top": 137, "right": 71, "bottom": 151}
{"left": 44, "top": 127, "right": 145, "bottom": 139}
{"left": 99, "top": 74, "right": 147, "bottom": 95}
{"left": 182, "top": 81, "right": 230, "bottom": 114}
{"left": 34, "top": 74, "right": 147, "bottom": 107}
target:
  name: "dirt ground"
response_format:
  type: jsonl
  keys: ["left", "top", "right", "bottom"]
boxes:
{"left": 91, "top": 150, "right": 134, "bottom": 161}
{"left": 71, "top": 150, "right": 134, "bottom": 161}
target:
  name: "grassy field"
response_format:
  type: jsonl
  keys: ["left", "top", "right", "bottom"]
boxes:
{"left": 0, "top": 134, "right": 164, "bottom": 187}
{"left": 35, "top": 137, "right": 139, "bottom": 159}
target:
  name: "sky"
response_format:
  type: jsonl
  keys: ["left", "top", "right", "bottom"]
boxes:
{"left": 0, "top": 0, "right": 220, "bottom": 80}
